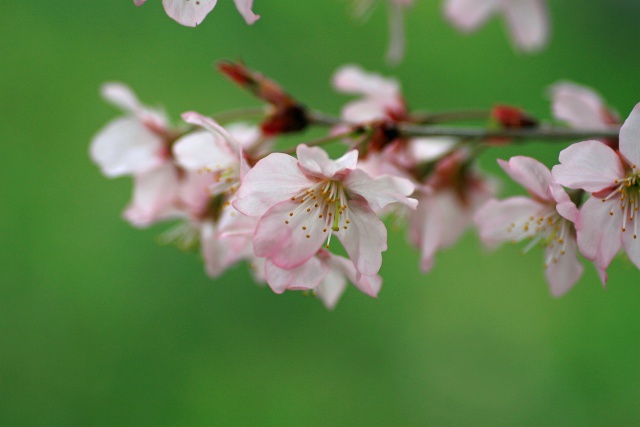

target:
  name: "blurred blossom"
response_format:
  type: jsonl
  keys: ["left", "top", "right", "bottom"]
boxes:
{"left": 444, "top": 0, "right": 550, "bottom": 52}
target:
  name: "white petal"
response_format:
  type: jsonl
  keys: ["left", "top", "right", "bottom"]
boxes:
{"left": 621, "top": 227, "right": 640, "bottom": 270}
{"left": 474, "top": 197, "right": 546, "bottom": 245}
{"left": 90, "top": 117, "right": 164, "bottom": 177}
{"left": 345, "top": 169, "right": 417, "bottom": 211}
{"left": 502, "top": 0, "right": 549, "bottom": 52}
{"left": 296, "top": 145, "right": 358, "bottom": 179}
{"left": 336, "top": 199, "right": 388, "bottom": 277}
{"left": 549, "top": 81, "right": 610, "bottom": 130}
{"left": 444, "top": 0, "right": 500, "bottom": 31}
{"left": 552, "top": 140, "right": 624, "bottom": 193}
{"left": 233, "top": 0, "right": 260, "bottom": 25}
{"left": 619, "top": 103, "right": 640, "bottom": 169}
{"left": 333, "top": 64, "right": 401, "bottom": 99}
{"left": 498, "top": 156, "right": 552, "bottom": 201}
{"left": 162, "top": 0, "right": 217, "bottom": 27}
{"left": 577, "top": 197, "right": 622, "bottom": 270}
{"left": 315, "top": 268, "right": 348, "bottom": 310}
{"left": 233, "top": 153, "right": 314, "bottom": 217}
{"left": 253, "top": 199, "right": 327, "bottom": 270}
{"left": 172, "top": 130, "right": 237, "bottom": 171}
{"left": 123, "top": 163, "right": 179, "bottom": 227}
{"left": 265, "top": 257, "right": 329, "bottom": 294}
{"left": 545, "top": 235, "right": 583, "bottom": 297}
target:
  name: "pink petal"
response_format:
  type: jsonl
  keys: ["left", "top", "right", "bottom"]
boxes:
{"left": 233, "top": 153, "right": 314, "bottom": 217}
{"left": 409, "top": 137, "right": 457, "bottom": 163}
{"left": 296, "top": 145, "right": 358, "bottom": 179}
{"left": 123, "top": 163, "right": 180, "bottom": 227}
{"left": 444, "top": 0, "right": 500, "bottom": 32}
{"left": 333, "top": 64, "right": 401, "bottom": 99}
{"left": 172, "top": 130, "right": 237, "bottom": 171}
{"left": 162, "top": 0, "right": 217, "bottom": 27}
{"left": 409, "top": 191, "right": 443, "bottom": 272}
{"left": 253, "top": 199, "right": 327, "bottom": 269}
{"left": 503, "top": 0, "right": 549, "bottom": 51}
{"left": 265, "top": 257, "right": 329, "bottom": 294}
{"left": 329, "top": 254, "right": 382, "bottom": 298}
{"left": 475, "top": 197, "right": 546, "bottom": 245}
{"left": 182, "top": 111, "right": 239, "bottom": 152}
{"left": 549, "top": 183, "right": 579, "bottom": 223}
{"left": 552, "top": 140, "right": 624, "bottom": 193}
{"left": 549, "top": 81, "right": 610, "bottom": 130}
{"left": 315, "top": 268, "right": 348, "bottom": 310}
{"left": 344, "top": 169, "right": 417, "bottom": 211}
{"left": 498, "top": 156, "right": 552, "bottom": 201}
{"left": 621, "top": 228, "right": 640, "bottom": 270}
{"left": 90, "top": 117, "right": 164, "bottom": 178}
{"left": 545, "top": 235, "right": 583, "bottom": 297}
{"left": 341, "top": 99, "right": 390, "bottom": 122}
{"left": 576, "top": 197, "right": 622, "bottom": 270}
{"left": 233, "top": 0, "right": 260, "bottom": 25}
{"left": 619, "top": 103, "right": 640, "bottom": 169}
{"left": 336, "top": 199, "right": 388, "bottom": 277}
{"left": 134, "top": 0, "right": 147, "bottom": 6}
{"left": 101, "top": 82, "right": 142, "bottom": 116}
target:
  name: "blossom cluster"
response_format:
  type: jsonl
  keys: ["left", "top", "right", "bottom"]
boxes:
{"left": 91, "top": 63, "right": 636, "bottom": 307}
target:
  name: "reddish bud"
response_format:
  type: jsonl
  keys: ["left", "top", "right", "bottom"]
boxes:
{"left": 217, "top": 61, "right": 309, "bottom": 135}
{"left": 492, "top": 105, "right": 538, "bottom": 129}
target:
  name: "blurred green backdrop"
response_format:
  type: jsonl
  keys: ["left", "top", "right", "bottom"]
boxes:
{"left": 2, "top": 1, "right": 640, "bottom": 425}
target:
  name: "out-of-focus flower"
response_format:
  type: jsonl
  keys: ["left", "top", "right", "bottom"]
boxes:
{"left": 90, "top": 83, "right": 182, "bottom": 227}
{"left": 549, "top": 81, "right": 619, "bottom": 149}
{"left": 409, "top": 149, "right": 494, "bottom": 272}
{"left": 135, "top": 0, "right": 259, "bottom": 27}
{"left": 475, "top": 156, "right": 585, "bottom": 296}
{"left": 444, "top": 0, "right": 550, "bottom": 52}
{"left": 172, "top": 112, "right": 262, "bottom": 277}
{"left": 552, "top": 103, "right": 640, "bottom": 273}
{"left": 264, "top": 249, "right": 382, "bottom": 309}
{"left": 233, "top": 144, "right": 417, "bottom": 277}
{"left": 333, "top": 65, "right": 456, "bottom": 177}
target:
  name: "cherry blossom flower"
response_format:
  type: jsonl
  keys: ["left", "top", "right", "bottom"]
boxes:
{"left": 333, "top": 65, "right": 455, "bottom": 177}
{"left": 475, "top": 156, "right": 584, "bottom": 296}
{"left": 444, "top": 0, "right": 550, "bottom": 52}
{"left": 172, "top": 112, "right": 263, "bottom": 277}
{"left": 549, "top": 81, "right": 619, "bottom": 149}
{"left": 135, "top": 0, "right": 259, "bottom": 27}
{"left": 264, "top": 249, "right": 382, "bottom": 309}
{"left": 90, "top": 83, "right": 182, "bottom": 227}
{"left": 552, "top": 103, "right": 640, "bottom": 273}
{"left": 233, "top": 144, "right": 417, "bottom": 277}
{"left": 409, "top": 149, "right": 494, "bottom": 272}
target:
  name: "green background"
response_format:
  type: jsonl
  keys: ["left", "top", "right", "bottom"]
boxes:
{"left": 2, "top": 1, "right": 640, "bottom": 425}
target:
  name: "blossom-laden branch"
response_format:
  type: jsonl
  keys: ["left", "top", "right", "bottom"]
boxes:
{"left": 91, "top": 62, "right": 635, "bottom": 308}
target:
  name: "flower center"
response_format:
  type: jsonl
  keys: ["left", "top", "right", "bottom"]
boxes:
{"left": 285, "top": 179, "right": 350, "bottom": 247}
{"left": 602, "top": 168, "right": 639, "bottom": 239}
{"left": 507, "top": 209, "right": 571, "bottom": 269}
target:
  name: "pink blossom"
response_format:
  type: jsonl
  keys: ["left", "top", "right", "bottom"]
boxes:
{"left": 90, "top": 83, "right": 182, "bottom": 227}
{"left": 264, "top": 249, "right": 382, "bottom": 309}
{"left": 552, "top": 103, "right": 640, "bottom": 273}
{"left": 135, "top": 0, "right": 259, "bottom": 27}
{"left": 172, "top": 112, "right": 263, "bottom": 277}
{"left": 333, "top": 65, "right": 456, "bottom": 176}
{"left": 444, "top": 0, "right": 549, "bottom": 52}
{"left": 233, "top": 144, "right": 417, "bottom": 277}
{"left": 475, "top": 156, "right": 584, "bottom": 296}
{"left": 549, "top": 81, "right": 619, "bottom": 150}
{"left": 409, "top": 150, "right": 494, "bottom": 272}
